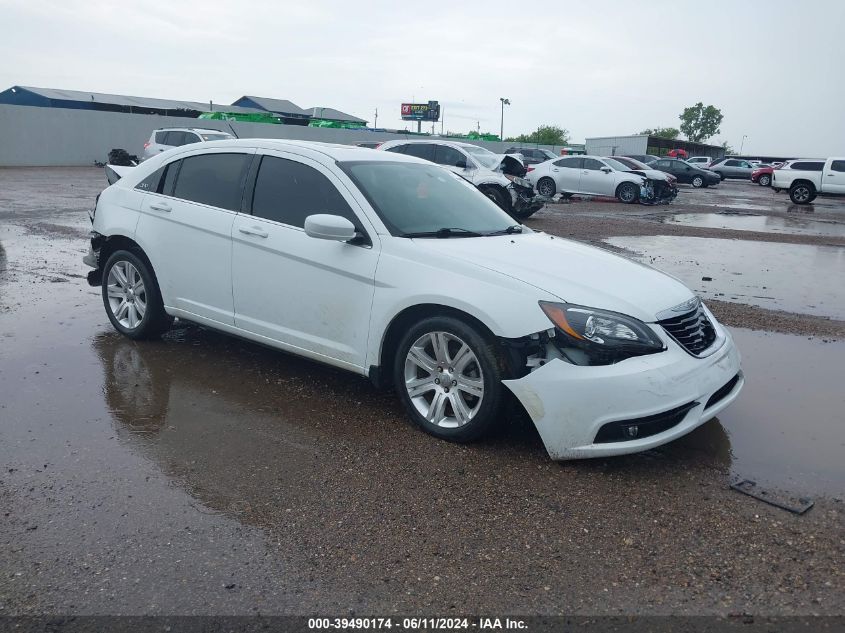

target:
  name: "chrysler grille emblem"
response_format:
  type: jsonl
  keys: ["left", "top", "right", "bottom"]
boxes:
{"left": 670, "top": 297, "right": 700, "bottom": 313}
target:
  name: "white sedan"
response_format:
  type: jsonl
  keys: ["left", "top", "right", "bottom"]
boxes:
{"left": 84, "top": 139, "right": 742, "bottom": 460}
{"left": 527, "top": 155, "right": 675, "bottom": 203}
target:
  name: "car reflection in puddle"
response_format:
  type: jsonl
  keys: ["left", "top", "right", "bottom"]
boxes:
{"left": 605, "top": 235, "right": 845, "bottom": 319}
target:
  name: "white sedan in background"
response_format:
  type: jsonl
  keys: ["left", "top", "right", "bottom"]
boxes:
{"left": 527, "top": 155, "right": 677, "bottom": 204}
{"left": 85, "top": 139, "right": 742, "bottom": 460}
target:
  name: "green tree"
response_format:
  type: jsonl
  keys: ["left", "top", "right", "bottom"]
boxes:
{"left": 720, "top": 140, "right": 735, "bottom": 155}
{"left": 506, "top": 124, "right": 570, "bottom": 145}
{"left": 638, "top": 127, "right": 680, "bottom": 139}
{"left": 679, "top": 103, "right": 724, "bottom": 143}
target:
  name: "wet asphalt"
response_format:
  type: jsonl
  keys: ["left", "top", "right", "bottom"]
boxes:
{"left": 0, "top": 168, "right": 843, "bottom": 616}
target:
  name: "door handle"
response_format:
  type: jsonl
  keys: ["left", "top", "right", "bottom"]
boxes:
{"left": 149, "top": 202, "right": 171, "bottom": 212}
{"left": 239, "top": 226, "right": 269, "bottom": 238}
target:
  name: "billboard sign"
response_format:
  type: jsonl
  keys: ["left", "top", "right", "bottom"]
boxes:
{"left": 401, "top": 101, "right": 440, "bottom": 122}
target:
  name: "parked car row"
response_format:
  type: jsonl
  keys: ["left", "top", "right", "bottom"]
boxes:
{"left": 90, "top": 138, "right": 743, "bottom": 460}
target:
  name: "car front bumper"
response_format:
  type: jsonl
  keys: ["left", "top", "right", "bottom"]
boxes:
{"left": 502, "top": 327, "right": 743, "bottom": 460}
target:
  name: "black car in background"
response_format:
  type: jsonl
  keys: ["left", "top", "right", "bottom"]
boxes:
{"left": 649, "top": 158, "right": 721, "bottom": 188}
{"left": 624, "top": 154, "right": 661, "bottom": 165}
{"left": 504, "top": 147, "right": 558, "bottom": 165}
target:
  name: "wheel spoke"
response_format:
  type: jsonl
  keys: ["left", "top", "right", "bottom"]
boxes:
{"left": 114, "top": 299, "right": 129, "bottom": 320}
{"left": 112, "top": 263, "right": 128, "bottom": 288}
{"left": 408, "top": 346, "right": 437, "bottom": 373}
{"left": 107, "top": 284, "right": 123, "bottom": 298}
{"left": 450, "top": 393, "right": 472, "bottom": 425}
{"left": 127, "top": 304, "right": 138, "bottom": 328}
{"left": 458, "top": 376, "right": 484, "bottom": 398}
{"left": 426, "top": 392, "right": 448, "bottom": 423}
{"left": 134, "top": 295, "right": 146, "bottom": 317}
{"left": 406, "top": 376, "right": 435, "bottom": 397}
{"left": 430, "top": 332, "right": 449, "bottom": 364}
{"left": 451, "top": 343, "right": 472, "bottom": 372}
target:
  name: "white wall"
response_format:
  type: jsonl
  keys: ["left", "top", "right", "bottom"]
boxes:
{"left": 585, "top": 136, "right": 649, "bottom": 157}
{"left": 0, "top": 105, "right": 564, "bottom": 166}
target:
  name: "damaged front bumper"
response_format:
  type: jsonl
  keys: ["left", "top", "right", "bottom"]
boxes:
{"left": 502, "top": 327, "right": 743, "bottom": 460}
{"left": 639, "top": 179, "right": 678, "bottom": 205}
{"left": 508, "top": 177, "right": 549, "bottom": 217}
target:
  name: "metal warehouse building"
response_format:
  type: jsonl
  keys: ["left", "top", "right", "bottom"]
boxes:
{"left": 585, "top": 134, "right": 725, "bottom": 159}
{"left": 0, "top": 85, "right": 264, "bottom": 117}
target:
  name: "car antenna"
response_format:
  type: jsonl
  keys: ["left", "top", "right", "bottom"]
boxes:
{"left": 227, "top": 122, "right": 239, "bottom": 139}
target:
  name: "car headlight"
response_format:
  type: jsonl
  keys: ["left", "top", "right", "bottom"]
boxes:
{"left": 539, "top": 301, "right": 665, "bottom": 365}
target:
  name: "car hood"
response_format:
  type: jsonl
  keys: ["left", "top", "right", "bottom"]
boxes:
{"left": 628, "top": 169, "right": 670, "bottom": 181}
{"left": 414, "top": 232, "right": 695, "bottom": 322}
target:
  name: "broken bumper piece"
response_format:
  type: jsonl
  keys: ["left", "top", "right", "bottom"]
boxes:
{"left": 502, "top": 327, "right": 743, "bottom": 460}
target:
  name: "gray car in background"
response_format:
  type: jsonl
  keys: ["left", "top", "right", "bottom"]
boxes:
{"left": 142, "top": 127, "right": 235, "bottom": 161}
{"left": 708, "top": 157, "right": 756, "bottom": 180}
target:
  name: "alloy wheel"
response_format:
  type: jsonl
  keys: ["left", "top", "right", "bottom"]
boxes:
{"left": 106, "top": 260, "right": 147, "bottom": 329}
{"left": 793, "top": 186, "right": 810, "bottom": 203}
{"left": 403, "top": 331, "right": 484, "bottom": 428}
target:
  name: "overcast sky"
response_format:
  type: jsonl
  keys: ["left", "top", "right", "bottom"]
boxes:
{"left": 1, "top": 0, "right": 842, "bottom": 156}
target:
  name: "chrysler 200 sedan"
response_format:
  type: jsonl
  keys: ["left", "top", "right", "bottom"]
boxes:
{"left": 83, "top": 139, "right": 743, "bottom": 460}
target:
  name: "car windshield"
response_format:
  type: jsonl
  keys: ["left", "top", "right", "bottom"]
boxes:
{"left": 603, "top": 158, "right": 632, "bottom": 171}
{"left": 200, "top": 133, "right": 234, "bottom": 141}
{"left": 339, "top": 161, "right": 518, "bottom": 237}
{"left": 621, "top": 157, "right": 649, "bottom": 169}
{"left": 540, "top": 150, "right": 557, "bottom": 160}
{"left": 461, "top": 145, "right": 500, "bottom": 169}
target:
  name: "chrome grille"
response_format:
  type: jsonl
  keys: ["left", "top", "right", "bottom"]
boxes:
{"left": 658, "top": 302, "right": 717, "bottom": 356}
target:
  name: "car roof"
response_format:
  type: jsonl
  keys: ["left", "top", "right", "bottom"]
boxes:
{"left": 163, "top": 138, "right": 428, "bottom": 164}
{"left": 154, "top": 127, "right": 233, "bottom": 134}
{"left": 380, "top": 139, "right": 484, "bottom": 150}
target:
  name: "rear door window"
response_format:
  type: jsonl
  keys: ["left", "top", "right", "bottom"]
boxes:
{"left": 172, "top": 153, "right": 250, "bottom": 211}
{"left": 554, "top": 157, "right": 582, "bottom": 169}
{"left": 402, "top": 144, "right": 436, "bottom": 162}
{"left": 250, "top": 156, "right": 362, "bottom": 231}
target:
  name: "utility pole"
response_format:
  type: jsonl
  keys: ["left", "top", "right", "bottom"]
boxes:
{"left": 374, "top": 108, "right": 378, "bottom": 128}
{"left": 499, "top": 97, "right": 510, "bottom": 140}
{"left": 740, "top": 135, "right": 748, "bottom": 155}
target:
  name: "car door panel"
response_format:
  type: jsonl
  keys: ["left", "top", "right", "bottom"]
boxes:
{"left": 135, "top": 151, "right": 252, "bottom": 325}
{"left": 578, "top": 158, "right": 615, "bottom": 196}
{"left": 551, "top": 157, "right": 581, "bottom": 192}
{"left": 231, "top": 152, "right": 379, "bottom": 368}
{"left": 824, "top": 160, "right": 845, "bottom": 194}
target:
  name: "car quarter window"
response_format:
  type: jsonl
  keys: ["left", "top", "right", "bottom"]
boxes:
{"left": 582, "top": 158, "right": 605, "bottom": 170}
{"left": 171, "top": 153, "right": 250, "bottom": 211}
{"left": 554, "top": 157, "right": 582, "bottom": 168}
{"left": 830, "top": 160, "right": 845, "bottom": 172}
{"left": 384, "top": 145, "right": 407, "bottom": 154}
{"left": 791, "top": 161, "right": 825, "bottom": 171}
{"left": 135, "top": 166, "right": 166, "bottom": 192}
{"left": 434, "top": 145, "right": 466, "bottom": 167}
{"left": 163, "top": 131, "right": 185, "bottom": 146}
{"left": 250, "top": 155, "right": 361, "bottom": 230}
{"left": 154, "top": 131, "right": 168, "bottom": 144}
{"left": 402, "top": 144, "right": 436, "bottom": 162}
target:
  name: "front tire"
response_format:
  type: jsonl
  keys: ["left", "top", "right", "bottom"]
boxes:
{"left": 479, "top": 185, "right": 510, "bottom": 212}
{"left": 536, "top": 177, "right": 556, "bottom": 198}
{"left": 394, "top": 316, "right": 504, "bottom": 443}
{"left": 102, "top": 249, "right": 171, "bottom": 340}
{"left": 616, "top": 181, "right": 639, "bottom": 204}
{"left": 759, "top": 174, "right": 771, "bottom": 187}
{"left": 691, "top": 175, "right": 704, "bottom": 188}
{"left": 715, "top": 172, "right": 725, "bottom": 181}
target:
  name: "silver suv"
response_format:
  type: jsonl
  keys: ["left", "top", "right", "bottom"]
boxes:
{"left": 142, "top": 127, "right": 234, "bottom": 161}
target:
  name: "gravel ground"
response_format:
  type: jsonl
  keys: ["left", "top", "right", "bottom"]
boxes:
{"left": 0, "top": 168, "right": 842, "bottom": 617}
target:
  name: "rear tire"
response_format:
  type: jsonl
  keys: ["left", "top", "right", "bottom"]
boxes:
{"left": 691, "top": 175, "right": 704, "bottom": 188}
{"left": 536, "top": 177, "right": 556, "bottom": 198}
{"left": 759, "top": 174, "right": 771, "bottom": 187}
{"left": 102, "top": 249, "right": 171, "bottom": 340}
{"left": 616, "top": 181, "right": 639, "bottom": 204}
{"left": 393, "top": 316, "right": 504, "bottom": 443}
{"left": 789, "top": 183, "right": 814, "bottom": 205}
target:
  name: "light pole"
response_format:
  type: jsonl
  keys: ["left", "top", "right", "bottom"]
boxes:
{"left": 499, "top": 97, "right": 510, "bottom": 140}
{"left": 740, "top": 134, "right": 748, "bottom": 155}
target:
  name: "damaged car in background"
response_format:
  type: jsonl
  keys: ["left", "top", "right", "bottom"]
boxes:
{"left": 378, "top": 139, "right": 547, "bottom": 219}
{"left": 86, "top": 139, "right": 742, "bottom": 461}
{"left": 526, "top": 155, "right": 678, "bottom": 204}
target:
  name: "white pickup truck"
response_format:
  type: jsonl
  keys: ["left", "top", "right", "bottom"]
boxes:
{"left": 772, "top": 157, "right": 845, "bottom": 204}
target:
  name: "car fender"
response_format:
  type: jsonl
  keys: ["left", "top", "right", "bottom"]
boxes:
{"left": 92, "top": 185, "right": 144, "bottom": 243}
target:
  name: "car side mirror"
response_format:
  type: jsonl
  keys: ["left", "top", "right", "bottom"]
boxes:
{"left": 304, "top": 214, "right": 356, "bottom": 242}
{"left": 455, "top": 159, "right": 468, "bottom": 169}
{"left": 601, "top": 167, "right": 612, "bottom": 173}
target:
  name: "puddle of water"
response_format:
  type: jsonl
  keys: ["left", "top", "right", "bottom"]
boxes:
{"left": 675, "top": 328, "right": 845, "bottom": 497}
{"left": 605, "top": 235, "right": 845, "bottom": 319}
{"left": 663, "top": 212, "right": 845, "bottom": 238}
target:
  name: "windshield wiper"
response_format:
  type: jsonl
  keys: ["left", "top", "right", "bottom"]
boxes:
{"left": 485, "top": 225, "right": 523, "bottom": 236}
{"left": 402, "top": 227, "right": 483, "bottom": 238}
